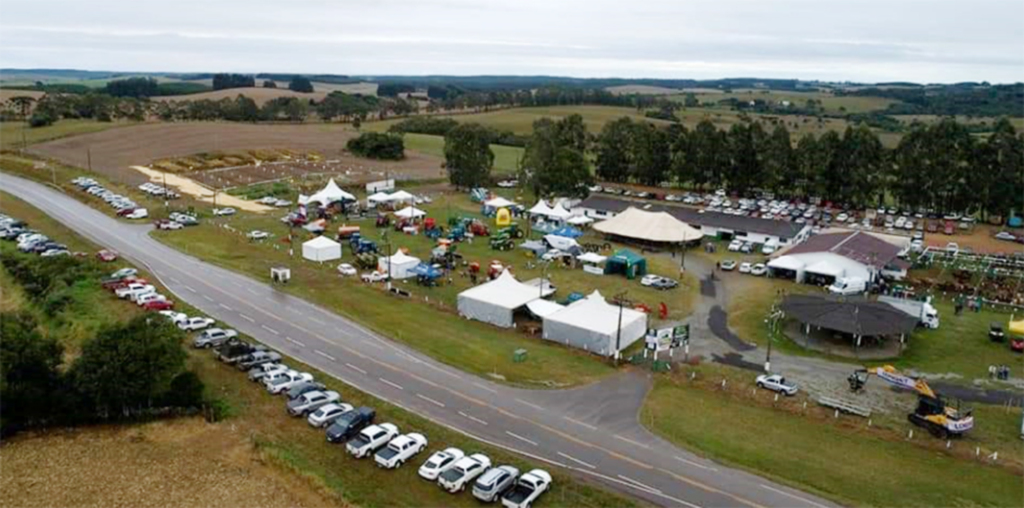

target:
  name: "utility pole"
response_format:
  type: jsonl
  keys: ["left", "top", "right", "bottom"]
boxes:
{"left": 382, "top": 229, "right": 393, "bottom": 291}
{"left": 765, "top": 300, "right": 784, "bottom": 373}
{"left": 613, "top": 290, "right": 628, "bottom": 365}
{"left": 163, "top": 170, "right": 168, "bottom": 208}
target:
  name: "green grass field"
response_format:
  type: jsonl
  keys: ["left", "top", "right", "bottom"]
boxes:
{"left": 370, "top": 105, "right": 674, "bottom": 135}
{"left": 672, "top": 89, "right": 899, "bottom": 114}
{"left": 0, "top": 194, "right": 637, "bottom": 508}
{"left": 642, "top": 370, "right": 1022, "bottom": 508}
{"left": 0, "top": 119, "right": 141, "bottom": 151}
{"left": 399, "top": 132, "right": 523, "bottom": 176}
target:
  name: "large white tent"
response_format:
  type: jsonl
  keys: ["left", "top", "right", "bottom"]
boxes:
{"left": 593, "top": 207, "right": 702, "bottom": 243}
{"left": 529, "top": 200, "right": 554, "bottom": 217}
{"left": 366, "top": 192, "right": 391, "bottom": 207}
{"left": 457, "top": 270, "right": 540, "bottom": 328}
{"left": 302, "top": 235, "right": 342, "bottom": 262}
{"left": 307, "top": 178, "right": 356, "bottom": 206}
{"left": 394, "top": 206, "right": 427, "bottom": 219}
{"left": 484, "top": 197, "right": 517, "bottom": 209}
{"left": 542, "top": 291, "right": 647, "bottom": 357}
{"left": 387, "top": 190, "right": 416, "bottom": 203}
{"left": 529, "top": 200, "right": 572, "bottom": 223}
{"left": 377, "top": 251, "right": 421, "bottom": 279}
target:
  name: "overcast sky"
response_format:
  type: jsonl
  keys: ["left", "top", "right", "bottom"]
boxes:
{"left": 2, "top": 0, "right": 1021, "bottom": 83}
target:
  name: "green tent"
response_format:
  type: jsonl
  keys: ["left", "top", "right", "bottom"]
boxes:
{"left": 604, "top": 249, "right": 647, "bottom": 279}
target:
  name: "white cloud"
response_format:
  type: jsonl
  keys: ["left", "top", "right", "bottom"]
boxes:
{"left": 1, "top": 0, "right": 1021, "bottom": 82}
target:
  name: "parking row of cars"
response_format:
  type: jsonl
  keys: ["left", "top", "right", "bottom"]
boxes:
{"left": 137, "top": 181, "right": 181, "bottom": 200}
{"left": 194, "top": 328, "right": 552, "bottom": 507}
{"left": 2, "top": 215, "right": 71, "bottom": 257}
{"left": 72, "top": 177, "right": 149, "bottom": 219}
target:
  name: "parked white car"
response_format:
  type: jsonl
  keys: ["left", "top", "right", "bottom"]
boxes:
{"left": 126, "top": 208, "right": 149, "bottom": 220}
{"left": 213, "top": 207, "right": 237, "bottom": 216}
{"left": 738, "top": 262, "right": 752, "bottom": 274}
{"left": 750, "top": 263, "right": 768, "bottom": 276}
{"left": 755, "top": 374, "right": 798, "bottom": 396}
{"left": 177, "top": 316, "right": 215, "bottom": 331}
{"left": 438, "top": 453, "right": 491, "bottom": 493}
{"left": 286, "top": 390, "right": 340, "bottom": 416}
{"left": 116, "top": 283, "right": 155, "bottom": 299}
{"left": 374, "top": 433, "right": 428, "bottom": 469}
{"left": 347, "top": 423, "right": 400, "bottom": 458}
{"left": 249, "top": 363, "right": 288, "bottom": 383}
{"left": 159, "top": 310, "right": 188, "bottom": 324}
{"left": 268, "top": 371, "right": 314, "bottom": 395}
{"left": 247, "top": 230, "right": 269, "bottom": 240}
{"left": 337, "top": 263, "right": 357, "bottom": 276}
{"left": 307, "top": 402, "right": 354, "bottom": 427}
{"left": 501, "top": 469, "right": 552, "bottom": 508}
{"left": 727, "top": 239, "right": 743, "bottom": 252}
{"left": 473, "top": 465, "right": 520, "bottom": 503}
{"left": 135, "top": 292, "right": 167, "bottom": 307}
{"left": 192, "top": 328, "right": 238, "bottom": 348}
{"left": 418, "top": 448, "right": 465, "bottom": 481}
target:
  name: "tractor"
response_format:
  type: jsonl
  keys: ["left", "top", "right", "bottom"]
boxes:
{"left": 447, "top": 226, "right": 466, "bottom": 242}
{"left": 468, "top": 220, "right": 490, "bottom": 236}
{"left": 375, "top": 215, "right": 391, "bottom": 228}
{"left": 489, "top": 233, "right": 514, "bottom": 251}
{"left": 352, "top": 238, "right": 378, "bottom": 254}
{"left": 497, "top": 224, "right": 524, "bottom": 239}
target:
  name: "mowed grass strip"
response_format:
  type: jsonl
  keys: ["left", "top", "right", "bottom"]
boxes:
{"left": 641, "top": 373, "right": 1023, "bottom": 508}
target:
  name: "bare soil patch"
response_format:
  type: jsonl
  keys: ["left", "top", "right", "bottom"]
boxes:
{"left": 0, "top": 417, "right": 346, "bottom": 508}
{"left": 29, "top": 122, "right": 445, "bottom": 184}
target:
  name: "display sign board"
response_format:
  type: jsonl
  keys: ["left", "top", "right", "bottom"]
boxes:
{"left": 366, "top": 179, "right": 395, "bottom": 193}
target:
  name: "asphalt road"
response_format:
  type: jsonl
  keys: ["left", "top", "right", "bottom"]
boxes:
{"left": 3, "top": 174, "right": 839, "bottom": 508}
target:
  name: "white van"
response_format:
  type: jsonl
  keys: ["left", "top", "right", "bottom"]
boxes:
{"left": 828, "top": 277, "right": 867, "bottom": 295}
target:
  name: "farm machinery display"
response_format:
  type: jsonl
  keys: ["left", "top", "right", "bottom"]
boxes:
{"left": 849, "top": 365, "right": 974, "bottom": 438}
{"left": 348, "top": 233, "right": 378, "bottom": 254}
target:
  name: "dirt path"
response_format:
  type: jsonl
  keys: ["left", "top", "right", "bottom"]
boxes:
{"left": 132, "top": 166, "right": 273, "bottom": 213}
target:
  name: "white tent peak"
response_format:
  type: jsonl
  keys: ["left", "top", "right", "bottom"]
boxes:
{"left": 308, "top": 178, "right": 355, "bottom": 205}
{"left": 549, "top": 203, "right": 571, "bottom": 219}
{"left": 485, "top": 197, "right": 517, "bottom": 208}
{"left": 593, "top": 207, "right": 702, "bottom": 243}
{"left": 530, "top": 200, "right": 554, "bottom": 215}
{"left": 388, "top": 190, "right": 415, "bottom": 201}
{"left": 304, "top": 235, "right": 339, "bottom": 248}
{"left": 395, "top": 206, "right": 426, "bottom": 219}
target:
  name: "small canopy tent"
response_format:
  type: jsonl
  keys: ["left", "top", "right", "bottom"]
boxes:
{"left": 394, "top": 206, "right": 427, "bottom": 220}
{"left": 378, "top": 251, "right": 421, "bottom": 279}
{"left": 307, "top": 178, "right": 356, "bottom": 206}
{"left": 549, "top": 203, "right": 572, "bottom": 221}
{"left": 542, "top": 291, "right": 647, "bottom": 357}
{"left": 519, "top": 240, "right": 548, "bottom": 257}
{"left": 529, "top": 200, "right": 555, "bottom": 217}
{"left": 457, "top": 270, "right": 540, "bottom": 328}
{"left": 367, "top": 192, "right": 391, "bottom": 207}
{"left": 593, "top": 207, "right": 702, "bottom": 243}
{"left": 604, "top": 249, "right": 647, "bottom": 279}
{"left": 302, "top": 235, "right": 342, "bottom": 262}
{"left": 577, "top": 252, "right": 607, "bottom": 275}
{"left": 388, "top": 190, "right": 416, "bottom": 204}
{"left": 543, "top": 234, "right": 581, "bottom": 254}
{"left": 484, "top": 197, "right": 517, "bottom": 209}
{"left": 567, "top": 215, "right": 594, "bottom": 226}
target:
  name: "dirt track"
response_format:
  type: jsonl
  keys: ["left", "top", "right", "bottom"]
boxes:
{"left": 29, "top": 122, "right": 445, "bottom": 184}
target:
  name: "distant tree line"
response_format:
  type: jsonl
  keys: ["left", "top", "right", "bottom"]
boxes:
{"left": 212, "top": 73, "right": 255, "bottom": 90}
{"left": 592, "top": 116, "right": 1023, "bottom": 218}
{"left": 841, "top": 84, "right": 1024, "bottom": 117}
{"left": 0, "top": 253, "right": 206, "bottom": 437}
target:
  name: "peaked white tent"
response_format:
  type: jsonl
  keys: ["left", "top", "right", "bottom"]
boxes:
{"left": 377, "top": 251, "right": 421, "bottom": 279}
{"left": 367, "top": 192, "right": 391, "bottom": 206}
{"left": 567, "top": 215, "right": 594, "bottom": 225}
{"left": 529, "top": 200, "right": 554, "bottom": 216}
{"left": 302, "top": 235, "right": 342, "bottom": 262}
{"left": 543, "top": 234, "right": 581, "bottom": 253}
{"left": 542, "top": 290, "right": 647, "bottom": 357}
{"left": 549, "top": 203, "right": 572, "bottom": 220}
{"left": 387, "top": 190, "right": 416, "bottom": 203}
{"left": 394, "top": 206, "right": 427, "bottom": 219}
{"left": 308, "top": 178, "right": 355, "bottom": 205}
{"left": 484, "top": 197, "right": 517, "bottom": 209}
{"left": 593, "top": 207, "right": 702, "bottom": 243}
{"left": 457, "top": 270, "right": 540, "bottom": 328}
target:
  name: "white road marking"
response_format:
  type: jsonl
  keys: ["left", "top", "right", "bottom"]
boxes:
{"left": 169, "top": 277, "right": 180, "bottom": 284}
{"left": 473, "top": 382, "right": 498, "bottom": 394}
{"left": 675, "top": 455, "right": 718, "bottom": 471}
{"left": 314, "top": 350, "right": 336, "bottom": 361}
{"left": 557, "top": 451, "right": 596, "bottom": 469}
{"left": 184, "top": 285, "right": 196, "bottom": 292}
{"left": 239, "top": 313, "right": 255, "bottom": 323}
{"left": 364, "top": 341, "right": 383, "bottom": 350}
{"left": 345, "top": 362, "right": 367, "bottom": 374}
{"left": 458, "top": 411, "right": 488, "bottom": 426}
{"left": 379, "top": 378, "right": 404, "bottom": 390}
{"left": 285, "top": 336, "right": 305, "bottom": 347}
{"left": 202, "top": 294, "right": 213, "bottom": 301}
{"left": 416, "top": 393, "right": 446, "bottom": 408}
{"left": 219, "top": 303, "right": 233, "bottom": 311}
{"left": 261, "top": 324, "right": 279, "bottom": 335}
{"left": 617, "top": 474, "right": 662, "bottom": 494}
{"left": 246, "top": 287, "right": 259, "bottom": 295}
{"left": 515, "top": 398, "right": 545, "bottom": 411}
{"left": 505, "top": 431, "right": 538, "bottom": 446}
{"left": 761, "top": 485, "right": 831, "bottom": 508}
{"left": 614, "top": 434, "right": 650, "bottom": 449}
{"left": 309, "top": 316, "right": 326, "bottom": 325}
{"left": 564, "top": 416, "right": 597, "bottom": 430}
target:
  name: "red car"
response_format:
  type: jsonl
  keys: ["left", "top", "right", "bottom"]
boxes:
{"left": 1011, "top": 338, "right": 1024, "bottom": 353}
{"left": 96, "top": 249, "right": 119, "bottom": 262}
{"left": 103, "top": 277, "right": 146, "bottom": 290}
{"left": 142, "top": 300, "right": 174, "bottom": 311}
{"left": 116, "top": 207, "right": 137, "bottom": 217}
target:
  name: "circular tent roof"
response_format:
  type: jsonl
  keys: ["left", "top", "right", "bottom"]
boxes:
{"left": 780, "top": 294, "right": 918, "bottom": 337}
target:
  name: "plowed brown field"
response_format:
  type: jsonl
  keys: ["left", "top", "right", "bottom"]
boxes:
{"left": 29, "top": 122, "right": 444, "bottom": 184}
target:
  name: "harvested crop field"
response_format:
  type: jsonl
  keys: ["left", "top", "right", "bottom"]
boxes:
{"left": 0, "top": 417, "right": 346, "bottom": 508}
{"left": 154, "top": 87, "right": 328, "bottom": 105}
{"left": 29, "top": 122, "right": 445, "bottom": 184}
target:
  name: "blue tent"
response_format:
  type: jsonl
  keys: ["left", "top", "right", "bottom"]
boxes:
{"left": 552, "top": 226, "right": 583, "bottom": 239}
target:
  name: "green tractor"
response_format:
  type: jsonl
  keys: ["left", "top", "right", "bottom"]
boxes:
{"left": 489, "top": 233, "right": 515, "bottom": 251}
{"left": 498, "top": 224, "right": 524, "bottom": 239}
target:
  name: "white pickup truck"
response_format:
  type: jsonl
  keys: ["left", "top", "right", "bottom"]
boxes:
{"left": 178, "top": 316, "right": 215, "bottom": 331}
{"left": 501, "top": 469, "right": 552, "bottom": 508}
{"left": 116, "top": 283, "right": 155, "bottom": 300}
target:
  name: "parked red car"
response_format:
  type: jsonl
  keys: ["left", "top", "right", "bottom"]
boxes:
{"left": 102, "top": 277, "right": 146, "bottom": 291}
{"left": 96, "top": 249, "right": 119, "bottom": 262}
{"left": 116, "top": 207, "right": 138, "bottom": 217}
{"left": 142, "top": 300, "right": 174, "bottom": 311}
{"left": 1011, "top": 338, "right": 1024, "bottom": 353}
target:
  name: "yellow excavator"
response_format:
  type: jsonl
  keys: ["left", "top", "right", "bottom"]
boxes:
{"left": 849, "top": 365, "right": 974, "bottom": 438}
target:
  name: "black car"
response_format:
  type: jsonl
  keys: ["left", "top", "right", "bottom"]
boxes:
{"left": 325, "top": 406, "right": 375, "bottom": 443}
{"left": 286, "top": 381, "right": 326, "bottom": 400}
{"left": 989, "top": 323, "right": 1005, "bottom": 342}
